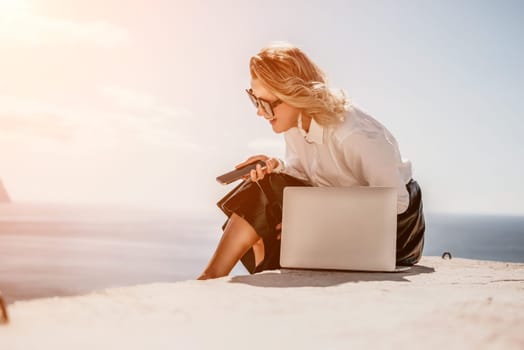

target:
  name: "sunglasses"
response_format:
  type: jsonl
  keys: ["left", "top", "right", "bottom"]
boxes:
{"left": 246, "top": 89, "right": 283, "bottom": 119}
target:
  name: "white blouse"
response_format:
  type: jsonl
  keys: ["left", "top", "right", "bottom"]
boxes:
{"left": 281, "top": 105, "right": 413, "bottom": 214}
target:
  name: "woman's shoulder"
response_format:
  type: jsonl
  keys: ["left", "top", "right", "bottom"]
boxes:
{"left": 329, "top": 105, "right": 385, "bottom": 143}
{"left": 330, "top": 105, "right": 403, "bottom": 155}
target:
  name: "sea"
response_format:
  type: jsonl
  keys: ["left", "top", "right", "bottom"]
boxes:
{"left": 1, "top": 203, "right": 523, "bottom": 304}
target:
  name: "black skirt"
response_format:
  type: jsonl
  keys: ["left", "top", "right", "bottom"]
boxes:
{"left": 217, "top": 173, "right": 425, "bottom": 274}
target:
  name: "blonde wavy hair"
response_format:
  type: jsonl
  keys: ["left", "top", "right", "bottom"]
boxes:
{"left": 249, "top": 42, "right": 348, "bottom": 126}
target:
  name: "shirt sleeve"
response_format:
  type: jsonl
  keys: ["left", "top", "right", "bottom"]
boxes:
{"left": 341, "top": 131, "right": 410, "bottom": 214}
{"left": 282, "top": 133, "right": 310, "bottom": 182}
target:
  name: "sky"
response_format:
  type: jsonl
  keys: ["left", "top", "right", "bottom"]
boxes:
{"left": 0, "top": 0, "right": 523, "bottom": 215}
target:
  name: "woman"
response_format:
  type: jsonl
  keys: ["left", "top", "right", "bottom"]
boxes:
{"left": 197, "top": 42, "right": 425, "bottom": 280}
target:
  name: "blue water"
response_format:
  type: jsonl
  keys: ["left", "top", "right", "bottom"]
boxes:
{"left": 423, "top": 213, "right": 524, "bottom": 262}
{"left": 0, "top": 204, "right": 523, "bottom": 303}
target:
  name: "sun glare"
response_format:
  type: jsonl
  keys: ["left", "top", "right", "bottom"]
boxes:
{"left": 0, "top": 0, "right": 29, "bottom": 13}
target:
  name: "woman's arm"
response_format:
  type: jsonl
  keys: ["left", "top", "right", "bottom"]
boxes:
{"left": 281, "top": 132, "right": 310, "bottom": 182}
{"left": 341, "top": 132, "right": 410, "bottom": 214}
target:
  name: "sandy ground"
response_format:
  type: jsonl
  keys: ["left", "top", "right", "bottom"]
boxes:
{"left": 0, "top": 256, "right": 523, "bottom": 350}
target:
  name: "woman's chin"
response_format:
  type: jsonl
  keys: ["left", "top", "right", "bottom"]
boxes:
{"left": 271, "top": 126, "right": 284, "bottom": 133}
{"left": 270, "top": 119, "right": 285, "bottom": 134}
{"left": 270, "top": 119, "right": 280, "bottom": 132}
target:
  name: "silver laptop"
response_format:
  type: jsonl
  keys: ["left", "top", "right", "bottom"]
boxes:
{"left": 280, "top": 186, "right": 409, "bottom": 272}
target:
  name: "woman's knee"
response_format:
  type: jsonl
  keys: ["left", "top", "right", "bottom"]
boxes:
{"left": 228, "top": 213, "right": 261, "bottom": 248}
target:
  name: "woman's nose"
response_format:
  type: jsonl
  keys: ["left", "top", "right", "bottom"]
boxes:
{"left": 256, "top": 106, "right": 266, "bottom": 117}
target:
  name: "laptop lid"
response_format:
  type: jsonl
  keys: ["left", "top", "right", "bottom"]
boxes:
{"left": 280, "top": 186, "right": 398, "bottom": 272}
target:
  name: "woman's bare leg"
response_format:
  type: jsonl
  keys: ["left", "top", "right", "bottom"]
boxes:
{"left": 197, "top": 213, "right": 263, "bottom": 280}
{"left": 252, "top": 238, "right": 265, "bottom": 267}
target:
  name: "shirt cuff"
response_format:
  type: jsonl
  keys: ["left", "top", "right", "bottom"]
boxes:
{"left": 272, "top": 158, "right": 285, "bottom": 173}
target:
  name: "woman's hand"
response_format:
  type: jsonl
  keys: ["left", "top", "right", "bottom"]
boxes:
{"left": 236, "top": 155, "right": 280, "bottom": 182}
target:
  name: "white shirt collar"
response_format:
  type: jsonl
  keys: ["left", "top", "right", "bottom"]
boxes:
{"left": 297, "top": 113, "right": 324, "bottom": 144}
